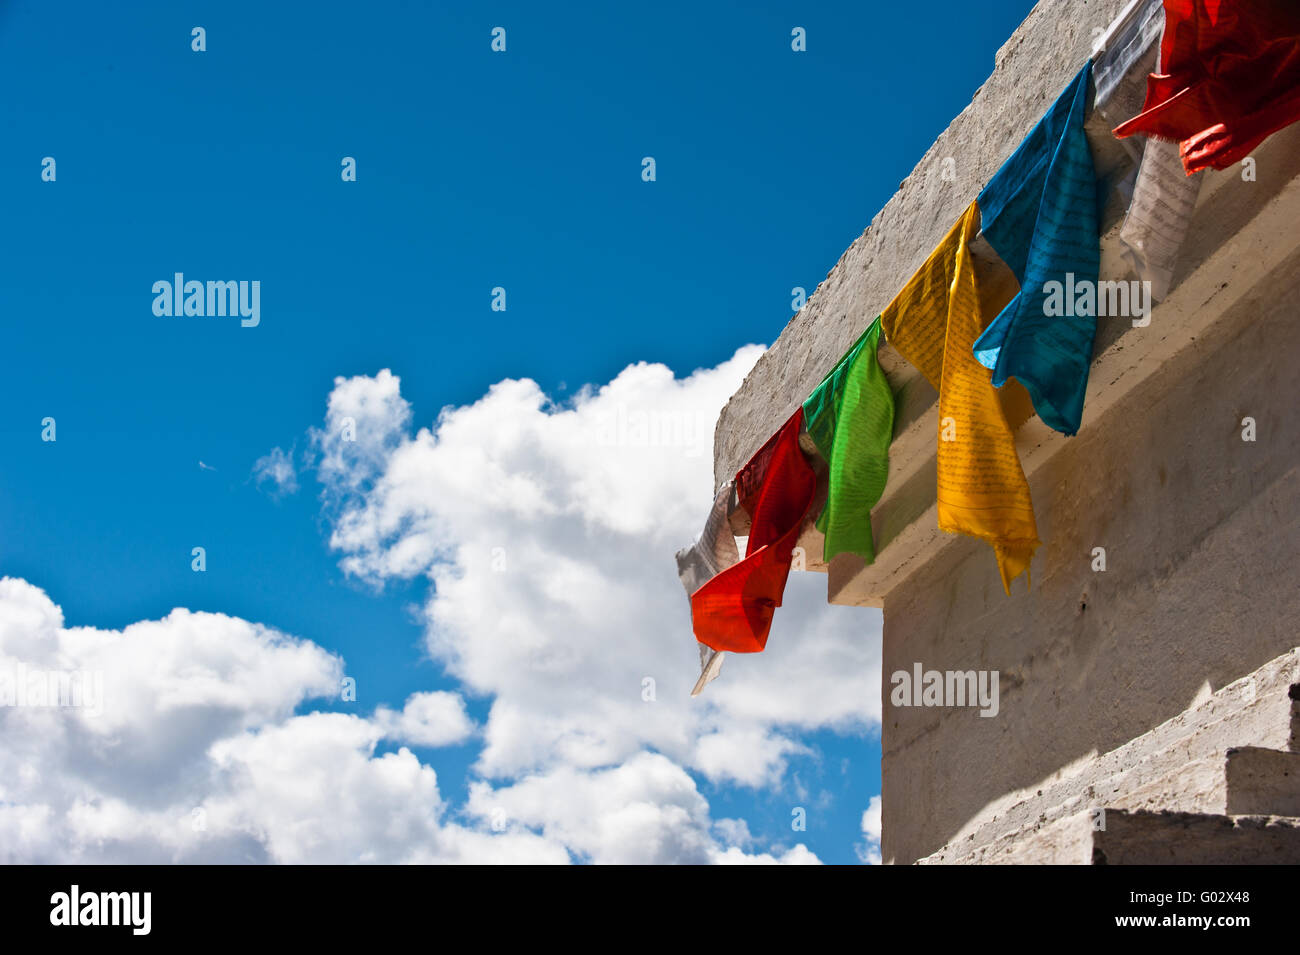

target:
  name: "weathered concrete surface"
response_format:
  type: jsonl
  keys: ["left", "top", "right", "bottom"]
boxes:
{"left": 1107, "top": 748, "right": 1300, "bottom": 818}
{"left": 1096, "top": 746, "right": 1300, "bottom": 818}
{"left": 916, "top": 650, "right": 1300, "bottom": 863}
{"left": 938, "top": 809, "right": 1300, "bottom": 865}
{"left": 714, "top": 0, "right": 1132, "bottom": 487}
{"left": 1223, "top": 748, "right": 1300, "bottom": 816}
{"left": 1094, "top": 812, "right": 1300, "bottom": 865}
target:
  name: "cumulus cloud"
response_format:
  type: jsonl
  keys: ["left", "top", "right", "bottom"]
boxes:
{"left": 372, "top": 691, "right": 475, "bottom": 748}
{"left": 202, "top": 711, "right": 561, "bottom": 865}
{"left": 467, "top": 752, "right": 718, "bottom": 864}
{"left": 713, "top": 843, "right": 822, "bottom": 865}
{"left": 252, "top": 446, "right": 299, "bottom": 497}
{"left": 0, "top": 577, "right": 536, "bottom": 864}
{"left": 0, "top": 564, "right": 833, "bottom": 864}
{"left": 857, "top": 795, "right": 883, "bottom": 865}
{"left": 308, "top": 351, "right": 883, "bottom": 859}
{"left": 5, "top": 346, "right": 884, "bottom": 863}
{"left": 311, "top": 367, "right": 411, "bottom": 497}
{"left": 712, "top": 816, "right": 755, "bottom": 849}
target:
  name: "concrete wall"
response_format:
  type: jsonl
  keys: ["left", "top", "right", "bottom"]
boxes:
{"left": 915, "top": 650, "right": 1300, "bottom": 863}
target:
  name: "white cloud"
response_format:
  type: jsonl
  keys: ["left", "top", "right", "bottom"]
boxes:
{"left": 857, "top": 795, "right": 883, "bottom": 865}
{"left": 712, "top": 843, "right": 822, "bottom": 865}
{"left": 373, "top": 691, "right": 475, "bottom": 748}
{"left": 314, "top": 355, "right": 880, "bottom": 778}
{"left": 691, "top": 727, "right": 808, "bottom": 788}
{"left": 312, "top": 368, "right": 411, "bottom": 497}
{"left": 0, "top": 571, "right": 824, "bottom": 864}
{"left": 712, "top": 816, "right": 754, "bottom": 849}
{"left": 309, "top": 352, "right": 883, "bottom": 860}
{"left": 465, "top": 752, "right": 819, "bottom": 865}
{"left": 203, "top": 712, "right": 560, "bottom": 865}
{"left": 0, "top": 576, "right": 550, "bottom": 864}
{"left": 252, "top": 446, "right": 298, "bottom": 496}
{"left": 466, "top": 753, "right": 716, "bottom": 864}
{"left": 4, "top": 346, "right": 885, "bottom": 863}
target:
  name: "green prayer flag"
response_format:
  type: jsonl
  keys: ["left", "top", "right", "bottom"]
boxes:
{"left": 801, "top": 316, "right": 895, "bottom": 564}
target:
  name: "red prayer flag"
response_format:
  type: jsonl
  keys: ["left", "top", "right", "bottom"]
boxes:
{"left": 1113, "top": 0, "right": 1300, "bottom": 174}
{"left": 690, "top": 410, "right": 815, "bottom": 654}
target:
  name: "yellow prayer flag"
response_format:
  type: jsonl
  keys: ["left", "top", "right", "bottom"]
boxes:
{"left": 880, "top": 201, "right": 1040, "bottom": 593}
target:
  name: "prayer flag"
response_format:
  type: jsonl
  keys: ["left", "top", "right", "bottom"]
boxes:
{"left": 690, "top": 410, "right": 815, "bottom": 653}
{"left": 881, "top": 202, "right": 1040, "bottom": 593}
{"left": 973, "top": 63, "right": 1101, "bottom": 438}
{"left": 1114, "top": 0, "right": 1300, "bottom": 174}
{"left": 802, "top": 316, "right": 895, "bottom": 563}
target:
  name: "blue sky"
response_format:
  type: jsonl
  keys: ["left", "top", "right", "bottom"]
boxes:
{"left": 0, "top": 0, "right": 1036, "bottom": 863}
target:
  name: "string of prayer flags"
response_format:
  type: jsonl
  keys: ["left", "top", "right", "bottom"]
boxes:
{"left": 1114, "top": 0, "right": 1300, "bottom": 174}
{"left": 881, "top": 202, "right": 1040, "bottom": 594}
{"left": 972, "top": 63, "right": 1101, "bottom": 438}
{"left": 801, "top": 316, "right": 895, "bottom": 564}
{"left": 690, "top": 410, "right": 815, "bottom": 653}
